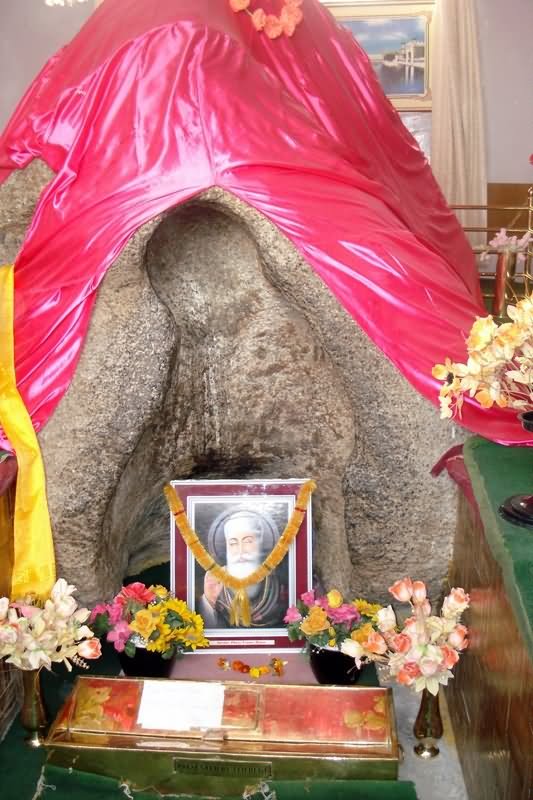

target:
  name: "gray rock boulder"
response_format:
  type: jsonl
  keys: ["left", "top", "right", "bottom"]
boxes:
{"left": 0, "top": 165, "right": 459, "bottom": 606}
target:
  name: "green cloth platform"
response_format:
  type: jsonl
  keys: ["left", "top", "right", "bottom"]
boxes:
{"left": 463, "top": 437, "right": 533, "bottom": 660}
{"left": 38, "top": 767, "right": 419, "bottom": 800}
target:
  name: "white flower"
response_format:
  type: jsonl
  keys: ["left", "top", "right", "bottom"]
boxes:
{"left": 376, "top": 605, "right": 396, "bottom": 633}
{"left": 75, "top": 625, "right": 94, "bottom": 641}
{"left": 0, "top": 577, "right": 99, "bottom": 672}
{"left": 51, "top": 578, "right": 77, "bottom": 603}
{"left": 340, "top": 638, "right": 365, "bottom": 668}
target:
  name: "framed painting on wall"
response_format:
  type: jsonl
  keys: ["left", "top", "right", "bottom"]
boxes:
{"left": 326, "top": 2, "right": 434, "bottom": 111}
{"left": 170, "top": 478, "right": 313, "bottom": 653}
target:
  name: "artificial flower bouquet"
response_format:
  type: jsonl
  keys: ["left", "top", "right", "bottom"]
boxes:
{"left": 480, "top": 227, "right": 531, "bottom": 264}
{"left": 284, "top": 588, "right": 382, "bottom": 651}
{"left": 432, "top": 295, "right": 533, "bottom": 420}
{"left": 341, "top": 578, "right": 469, "bottom": 695}
{"left": 0, "top": 578, "right": 101, "bottom": 671}
{"left": 90, "top": 582, "right": 209, "bottom": 660}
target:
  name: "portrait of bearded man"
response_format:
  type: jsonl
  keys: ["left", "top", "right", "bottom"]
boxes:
{"left": 196, "top": 506, "right": 289, "bottom": 630}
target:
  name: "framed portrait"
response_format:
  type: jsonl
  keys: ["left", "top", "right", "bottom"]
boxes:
{"left": 170, "top": 479, "right": 313, "bottom": 653}
{"left": 326, "top": 2, "right": 434, "bottom": 111}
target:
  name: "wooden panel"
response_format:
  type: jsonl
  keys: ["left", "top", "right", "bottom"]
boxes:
{"left": 446, "top": 495, "right": 533, "bottom": 800}
{"left": 487, "top": 182, "right": 531, "bottom": 242}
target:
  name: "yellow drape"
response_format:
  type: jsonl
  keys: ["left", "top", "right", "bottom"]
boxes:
{"left": 0, "top": 264, "right": 56, "bottom": 599}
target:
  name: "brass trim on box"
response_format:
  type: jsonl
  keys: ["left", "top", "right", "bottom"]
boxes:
{"left": 45, "top": 676, "right": 399, "bottom": 793}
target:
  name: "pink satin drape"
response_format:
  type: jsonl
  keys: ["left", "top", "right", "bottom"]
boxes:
{"left": 0, "top": 0, "right": 527, "bottom": 448}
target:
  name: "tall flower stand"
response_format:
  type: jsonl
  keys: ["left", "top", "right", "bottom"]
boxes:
{"left": 413, "top": 688, "right": 443, "bottom": 758}
{"left": 20, "top": 669, "right": 47, "bottom": 748}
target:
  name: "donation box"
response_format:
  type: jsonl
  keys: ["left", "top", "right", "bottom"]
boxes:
{"left": 45, "top": 676, "right": 399, "bottom": 796}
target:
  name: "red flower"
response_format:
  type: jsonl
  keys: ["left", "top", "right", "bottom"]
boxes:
{"left": 116, "top": 582, "right": 155, "bottom": 606}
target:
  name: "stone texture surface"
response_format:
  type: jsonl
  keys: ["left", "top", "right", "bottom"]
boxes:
{"left": 1, "top": 169, "right": 459, "bottom": 605}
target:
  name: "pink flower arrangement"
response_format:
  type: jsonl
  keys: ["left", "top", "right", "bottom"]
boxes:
{"left": 341, "top": 578, "right": 469, "bottom": 695}
{"left": 90, "top": 582, "right": 209, "bottom": 659}
{"left": 284, "top": 589, "right": 382, "bottom": 650}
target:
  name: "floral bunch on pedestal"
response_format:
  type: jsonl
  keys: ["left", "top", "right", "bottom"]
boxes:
{"left": 432, "top": 295, "right": 533, "bottom": 419}
{"left": 284, "top": 588, "right": 382, "bottom": 651}
{"left": 230, "top": 0, "right": 303, "bottom": 39}
{"left": 480, "top": 228, "right": 531, "bottom": 265}
{"left": 90, "top": 582, "right": 209, "bottom": 660}
{"left": 0, "top": 579, "right": 101, "bottom": 671}
{"left": 341, "top": 578, "right": 469, "bottom": 695}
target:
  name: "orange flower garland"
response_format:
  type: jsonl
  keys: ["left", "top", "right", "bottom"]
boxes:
{"left": 229, "top": 0, "right": 304, "bottom": 39}
{"left": 217, "top": 656, "right": 287, "bottom": 679}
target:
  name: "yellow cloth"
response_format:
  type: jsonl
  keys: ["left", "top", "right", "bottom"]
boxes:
{"left": 0, "top": 264, "right": 56, "bottom": 599}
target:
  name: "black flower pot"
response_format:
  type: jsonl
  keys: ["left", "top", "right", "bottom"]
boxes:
{"left": 309, "top": 644, "right": 362, "bottom": 685}
{"left": 118, "top": 647, "right": 172, "bottom": 678}
{"left": 499, "top": 411, "right": 533, "bottom": 528}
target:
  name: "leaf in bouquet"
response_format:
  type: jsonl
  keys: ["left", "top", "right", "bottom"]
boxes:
{"left": 166, "top": 610, "right": 184, "bottom": 628}
{"left": 312, "top": 631, "right": 330, "bottom": 648}
{"left": 287, "top": 626, "right": 303, "bottom": 642}
{"left": 123, "top": 639, "right": 137, "bottom": 658}
{"left": 161, "top": 648, "right": 174, "bottom": 660}
{"left": 91, "top": 612, "right": 112, "bottom": 636}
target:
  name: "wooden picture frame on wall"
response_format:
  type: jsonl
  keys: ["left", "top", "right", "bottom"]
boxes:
{"left": 325, "top": 2, "right": 434, "bottom": 111}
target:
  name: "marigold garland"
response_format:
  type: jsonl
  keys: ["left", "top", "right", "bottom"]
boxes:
{"left": 163, "top": 479, "right": 316, "bottom": 626}
{"left": 229, "top": 0, "right": 304, "bottom": 39}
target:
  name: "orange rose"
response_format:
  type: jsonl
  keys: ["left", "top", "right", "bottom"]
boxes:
{"left": 411, "top": 581, "right": 427, "bottom": 604}
{"left": 448, "top": 623, "right": 469, "bottom": 650}
{"left": 388, "top": 578, "right": 413, "bottom": 603}
{"left": 441, "top": 645, "right": 460, "bottom": 669}
{"left": 365, "top": 631, "right": 387, "bottom": 655}
{"left": 300, "top": 606, "right": 329, "bottom": 637}
{"left": 390, "top": 633, "right": 411, "bottom": 654}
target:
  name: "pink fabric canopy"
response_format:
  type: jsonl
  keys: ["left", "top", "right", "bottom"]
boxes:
{"left": 0, "top": 0, "right": 527, "bottom": 448}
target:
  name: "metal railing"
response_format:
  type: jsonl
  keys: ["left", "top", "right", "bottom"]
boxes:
{"left": 450, "top": 187, "right": 533, "bottom": 316}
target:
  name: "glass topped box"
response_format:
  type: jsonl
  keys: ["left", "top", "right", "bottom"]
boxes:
{"left": 45, "top": 676, "right": 399, "bottom": 795}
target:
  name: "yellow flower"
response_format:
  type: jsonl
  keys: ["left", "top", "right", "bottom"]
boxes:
{"left": 431, "top": 357, "right": 456, "bottom": 381}
{"left": 353, "top": 599, "right": 382, "bottom": 618}
{"left": 249, "top": 667, "right": 261, "bottom": 679}
{"left": 149, "top": 584, "right": 169, "bottom": 599}
{"left": 351, "top": 622, "right": 375, "bottom": 644}
{"left": 129, "top": 609, "right": 157, "bottom": 640}
{"left": 300, "top": 606, "right": 330, "bottom": 637}
{"left": 326, "top": 589, "right": 343, "bottom": 608}
{"left": 466, "top": 315, "right": 497, "bottom": 352}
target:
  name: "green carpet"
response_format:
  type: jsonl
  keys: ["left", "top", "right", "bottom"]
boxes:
{"left": 464, "top": 437, "right": 533, "bottom": 660}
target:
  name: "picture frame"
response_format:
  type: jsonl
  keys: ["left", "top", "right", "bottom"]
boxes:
{"left": 326, "top": 2, "right": 434, "bottom": 111}
{"left": 170, "top": 478, "right": 313, "bottom": 654}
